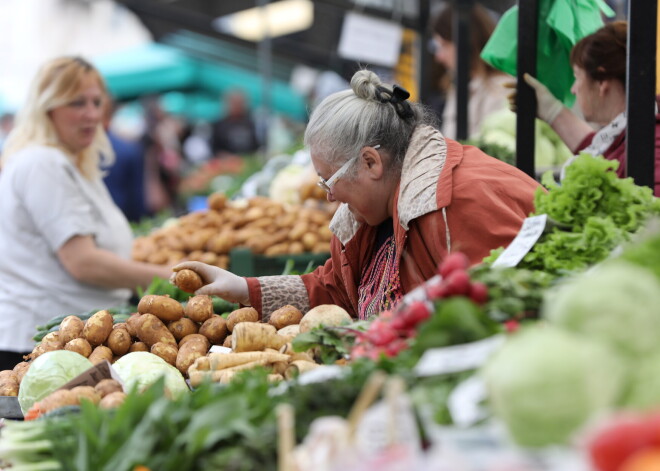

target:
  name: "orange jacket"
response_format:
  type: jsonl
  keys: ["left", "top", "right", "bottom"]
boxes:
{"left": 247, "top": 126, "right": 540, "bottom": 319}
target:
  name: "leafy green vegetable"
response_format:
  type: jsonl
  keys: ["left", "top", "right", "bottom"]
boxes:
{"left": 18, "top": 351, "right": 93, "bottom": 414}
{"left": 483, "top": 325, "right": 627, "bottom": 447}
{"left": 292, "top": 321, "right": 368, "bottom": 364}
{"left": 543, "top": 261, "right": 660, "bottom": 358}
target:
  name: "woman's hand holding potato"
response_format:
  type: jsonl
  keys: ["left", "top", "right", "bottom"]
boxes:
{"left": 171, "top": 261, "right": 250, "bottom": 305}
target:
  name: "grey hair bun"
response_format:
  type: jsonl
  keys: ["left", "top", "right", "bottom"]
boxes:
{"left": 350, "top": 70, "right": 384, "bottom": 101}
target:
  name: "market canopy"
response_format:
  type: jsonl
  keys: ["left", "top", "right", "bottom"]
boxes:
{"left": 94, "top": 42, "right": 308, "bottom": 122}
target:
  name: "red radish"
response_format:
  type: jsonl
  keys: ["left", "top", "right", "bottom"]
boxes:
{"left": 426, "top": 281, "right": 448, "bottom": 300}
{"left": 401, "top": 301, "right": 431, "bottom": 327}
{"left": 366, "top": 322, "right": 399, "bottom": 346}
{"left": 444, "top": 270, "right": 471, "bottom": 296}
{"left": 438, "top": 252, "right": 470, "bottom": 278}
{"left": 385, "top": 339, "right": 409, "bottom": 356}
{"left": 468, "top": 282, "right": 489, "bottom": 304}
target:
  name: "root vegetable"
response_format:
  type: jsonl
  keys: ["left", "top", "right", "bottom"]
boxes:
{"left": 106, "top": 328, "right": 132, "bottom": 356}
{"left": 12, "top": 362, "right": 30, "bottom": 384}
{"left": 184, "top": 295, "right": 214, "bottom": 323}
{"left": 151, "top": 342, "right": 178, "bottom": 366}
{"left": 113, "top": 323, "right": 127, "bottom": 331}
{"left": 199, "top": 315, "right": 228, "bottom": 344}
{"left": 0, "top": 370, "right": 17, "bottom": 383}
{"left": 231, "top": 323, "right": 287, "bottom": 352}
{"left": 38, "top": 389, "right": 79, "bottom": 413}
{"left": 284, "top": 360, "right": 320, "bottom": 380}
{"left": 299, "top": 305, "right": 352, "bottom": 333}
{"left": 59, "top": 316, "right": 85, "bottom": 344}
{"left": 88, "top": 345, "right": 113, "bottom": 365}
{"left": 268, "top": 305, "right": 303, "bottom": 330}
{"left": 208, "top": 351, "right": 289, "bottom": 370}
{"left": 129, "top": 341, "right": 149, "bottom": 353}
{"left": 223, "top": 335, "right": 232, "bottom": 348}
{"left": 179, "top": 333, "right": 209, "bottom": 348}
{"left": 125, "top": 314, "right": 143, "bottom": 338}
{"left": 174, "top": 269, "right": 204, "bottom": 293}
{"left": 0, "top": 380, "right": 18, "bottom": 396}
{"left": 82, "top": 310, "right": 114, "bottom": 346}
{"left": 138, "top": 295, "right": 184, "bottom": 322}
{"left": 267, "top": 374, "right": 284, "bottom": 382}
{"left": 277, "top": 324, "right": 300, "bottom": 342}
{"left": 176, "top": 335, "right": 210, "bottom": 375}
{"left": 95, "top": 379, "right": 123, "bottom": 398}
{"left": 70, "top": 385, "right": 100, "bottom": 405}
{"left": 191, "top": 356, "right": 211, "bottom": 371}
{"left": 137, "top": 314, "right": 177, "bottom": 347}
{"left": 226, "top": 307, "right": 259, "bottom": 332}
{"left": 64, "top": 338, "right": 92, "bottom": 358}
{"left": 168, "top": 317, "right": 199, "bottom": 341}
{"left": 100, "top": 391, "right": 126, "bottom": 409}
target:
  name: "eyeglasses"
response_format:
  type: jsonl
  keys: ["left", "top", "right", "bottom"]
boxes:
{"left": 317, "top": 145, "right": 380, "bottom": 195}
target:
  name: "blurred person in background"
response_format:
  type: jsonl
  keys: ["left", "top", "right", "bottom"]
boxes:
{"left": 0, "top": 56, "right": 172, "bottom": 369}
{"left": 211, "top": 89, "right": 260, "bottom": 157}
{"left": 432, "top": 3, "right": 511, "bottom": 139}
{"left": 102, "top": 99, "right": 148, "bottom": 222}
{"left": 0, "top": 112, "right": 15, "bottom": 153}
{"left": 516, "top": 21, "right": 660, "bottom": 196}
{"left": 173, "top": 69, "right": 539, "bottom": 322}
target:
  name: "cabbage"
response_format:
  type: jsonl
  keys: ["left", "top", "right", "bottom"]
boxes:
{"left": 622, "top": 350, "right": 660, "bottom": 411}
{"left": 543, "top": 261, "right": 660, "bottom": 357}
{"left": 18, "top": 350, "right": 93, "bottom": 414}
{"left": 112, "top": 352, "right": 189, "bottom": 398}
{"left": 482, "top": 325, "right": 626, "bottom": 447}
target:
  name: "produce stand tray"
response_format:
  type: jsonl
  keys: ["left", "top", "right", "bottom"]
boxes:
{"left": 229, "top": 248, "right": 330, "bottom": 277}
{"left": 0, "top": 396, "right": 22, "bottom": 420}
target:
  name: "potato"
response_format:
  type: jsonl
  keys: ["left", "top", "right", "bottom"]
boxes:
{"left": 100, "top": 391, "right": 126, "bottom": 409}
{"left": 138, "top": 295, "right": 184, "bottom": 322}
{"left": 151, "top": 342, "right": 178, "bottom": 366}
{"left": 184, "top": 295, "right": 214, "bottom": 323}
{"left": 198, "top": 315, "right": 228, "bottom": 345}
{"left": 299, "top": 305, "right": 352, "bottom": 333}
{"left": 41, "top": 331, "right": 64, "bottom": 350}
{"left": 12, "top": 362, "right": 30, "bottom": 384}
{"left": 82, "top": 310, "right": 114, "bottom": 346}
{"left": 223, "top": 335, "right": 232, "bottom": 349}
{"left": 168, "top": 317, "right": 199, "bottom": 341}
{"left": 129, "top": 341, "right": 149, "bottom": 353}
{"left": 176, "top": 335, "right": 210, "bottom": 375}
{"left": 226, "top": 307, "right": 259, "bottom": 332}
{"left": 125, "top": 314, "right": 143, "bottom": 338}
{"left": 64, "top": 338, "right": 92, "bottom": 358}
{"left": 95, "top": 378, "right": 123, "bottom": 398}
{"left": 0, "top": 380, "right": 18, "bottom": 396}
{"left": 113, "top": 322, "right": 128, "bottom": 331}
{"left": 136, "top": 314, "right": 177, "bottom": 347}
{"left": 106, "top": 328, "right": 132, "bottom": 356}
{"left": 39, "top": 389, "right": 79, "bottom": 412}
{"left": 0, "top": 370, "right": 17, "bottom": 383}
{"left": 268, "top": 305, "right": 303, "bottom": 330}
{"left": 70, "top": 385, "right": 100, "bottom": 405}
{"left": 277, "top": 324, "right": 301, "bottom": 342}
{"left": 179, "top": 333, "right": 209, "bottom": 348}
{"left": 173, "top": 269, "right": 203, "bottom": 293}
{"left": 59, "top": 315, "right": 85, "bottom": 344}
{"left": 88, "top": 345, "right": 113, "bottom": 365}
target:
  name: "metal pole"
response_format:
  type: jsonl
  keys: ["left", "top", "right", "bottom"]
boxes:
{"left": 626, "top": 0, "right": 657, "bottom": 189}
{"left": 454, "top": 0, "right": 473, "bottom": 141}
{"left": 257, "top": 0, "right": 272, "bottom": 160}
{"left": 515, "top": 0, "right": 539, "bottom": 178}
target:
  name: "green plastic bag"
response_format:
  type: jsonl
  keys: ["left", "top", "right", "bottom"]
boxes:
{"left": 481, "top": 0, "right": 615, "bottom": 108}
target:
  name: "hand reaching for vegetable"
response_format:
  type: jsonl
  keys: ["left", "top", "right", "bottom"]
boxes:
{"left": 505, "top": 73, "right": 565, "bottom": 124}
{"left": 171, "top": 262, "right": 250, "bottom": 305}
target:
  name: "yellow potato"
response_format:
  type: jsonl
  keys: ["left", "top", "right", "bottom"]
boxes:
{"left": 226, "top": 307, "right": 259, "bottom": 332}
{"left": 82, "top": 310, "right": 114, "bottom": 347}
{"left": 268, "top": 305, "right": 303, "bottom": 330}
{"left": 138, "top": 295, "right": 184, "bottom": 322}
{"left": 184, "top": 295, "right": 214, "bottom": 323}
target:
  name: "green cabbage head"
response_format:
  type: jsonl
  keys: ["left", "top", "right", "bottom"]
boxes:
{"left": 482, "top": 325, "right": 626, "bottom": 447}
{"left": 18, "top": 350, "right": 93, "bottom": 414}
{"left": 112, "top": 352, "right": 189, "bottom": 398}
{"left": 543, "top": 261, "right": 660, "bottom": 357}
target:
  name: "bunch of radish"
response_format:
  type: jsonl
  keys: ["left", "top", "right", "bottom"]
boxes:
{"left": 350, "top": 252, "right": 489, "bottom": 361}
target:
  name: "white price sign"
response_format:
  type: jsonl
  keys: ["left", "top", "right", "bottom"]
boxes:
{"left": 491, "top": 214, "right": 548, "bottom": 268}
{"left": 414, "top": 335, "right": 504, "bottom": 377}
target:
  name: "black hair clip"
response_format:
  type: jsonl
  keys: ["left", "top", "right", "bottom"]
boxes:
{"left": 391, "top": 84, "right": 410, "bottom": 103}
{"left": 374, "top": 84, "right": 414, "bottom": 121}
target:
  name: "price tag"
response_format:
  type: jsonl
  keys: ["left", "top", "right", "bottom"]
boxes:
{"left": 414, "top": 335, "right": 504, "bottom": 377}
{"left": 491, "top": 214, "right": 547, "bottom": 268}
{"left": 447, "top": 375, "right": 488, "bottom": 427}
{"left": 209, "top": 346, "right": 232, "bottom": 354}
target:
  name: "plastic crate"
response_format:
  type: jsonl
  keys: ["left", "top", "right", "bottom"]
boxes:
{"left": 229, "top": 248, "right": 330, "bottom": 277}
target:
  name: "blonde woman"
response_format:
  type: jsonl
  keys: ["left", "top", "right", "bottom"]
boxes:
{"left": 0, "top": 57, "right": 172, "bottom": 368}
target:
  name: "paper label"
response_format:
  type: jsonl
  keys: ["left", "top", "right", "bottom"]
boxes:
{"left": 57, "top": 360, "right": 124, "bottom": 391}
{"left": 209, "top": 346, "right": 232, "bottom": 354}
{"left": 337, "top": 12, "right": 403, "bottom": 67}
{"left": 414, "top": 335, "right": 504, "bottom": 377}
{"left": 447, "top": 375, "right": 488, "bottom": 427}
{"left": 491, "top": 214, "right": 547, "bottom": 268}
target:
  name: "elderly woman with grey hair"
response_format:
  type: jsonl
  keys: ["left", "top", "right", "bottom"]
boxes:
{"left": 174, "top": 69, "right": 539, "bottom": 322}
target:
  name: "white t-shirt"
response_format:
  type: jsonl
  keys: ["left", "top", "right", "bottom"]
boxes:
{"left": 0, "top": 146, "right": 133, "bottom": 352}
{"left": 442, "top": 73, "right": 512, "bottom": 140}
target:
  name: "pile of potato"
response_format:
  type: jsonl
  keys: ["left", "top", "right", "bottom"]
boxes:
{"left": 132, "top": 193, "right": 335, "bottom": 268}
